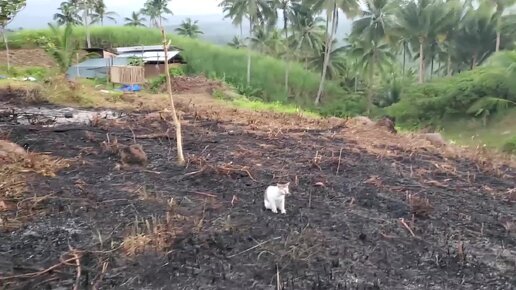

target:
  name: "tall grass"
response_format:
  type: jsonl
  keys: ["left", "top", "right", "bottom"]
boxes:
{"left": 4, "top": 26, "right": 163, "bottom": 49}
{"left": 4, "top": 26, "right": 364, "bottom": 115}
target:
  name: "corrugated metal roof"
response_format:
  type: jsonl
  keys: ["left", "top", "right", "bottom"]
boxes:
{"left": 117, "top": 51, "right": 180, "bottom": 62}
{"left": 115, "top": 45, "right": 176, "bottom": 53}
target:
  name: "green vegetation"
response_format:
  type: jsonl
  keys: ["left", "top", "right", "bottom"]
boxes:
{"left": 0, "top": 0, "right": 27, "bottom": 71}
{"left": 175, "top": 18, "right": 204, "bottom": 38}
{"left": 502, "top": 136, "right": 516, "bottom": 154}
{"left": 0, "top": 66, "right": 49, "bottom": 79}
{"left": 441, "top": 110, "right": 515, "bottom": 150}
{"left": 387, "top": 66, "right": 516, "bottom": 129}
{"left": 212, "top": 88, "right": 320, "bottom": 118}
{"left": 4, "top": 26, "right": 162, "bottom": 49}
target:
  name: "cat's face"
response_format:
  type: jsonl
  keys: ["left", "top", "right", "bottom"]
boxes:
{"left": 277, "top": 182, "right": 290, "bottom": 195}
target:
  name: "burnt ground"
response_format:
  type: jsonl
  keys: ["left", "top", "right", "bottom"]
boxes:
{"left": 0, "top": 89, "right": 515, "bottom": 290}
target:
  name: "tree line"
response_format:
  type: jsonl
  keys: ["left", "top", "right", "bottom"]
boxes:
{"left": 219, "top": 0, "right": 516, "bottom": 107}
{"left": 53, "top": 0, "right": 203, "bottom": 44}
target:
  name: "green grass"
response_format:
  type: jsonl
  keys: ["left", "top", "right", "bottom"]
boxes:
{"left": 4, "top": 26, "right": 363, "bottom": 116}
{"left": 229, "top": 97, "right": 320, "bottom": 118}
{"left": 0, "top": 66, "right": 52, "bottom": 79}
{"left": 4, "top": 26, "right": 163, "bottom": 49}
{"left": 440, "top": 108, "right": 516, "bottom": 152}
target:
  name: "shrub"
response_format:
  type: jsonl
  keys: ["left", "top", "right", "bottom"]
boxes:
{"left": 0, "top": 66, "right": 49, "bottom": 80}
{"left": 502, "top": 136, "right": 516, "bottom": 154}
{"left": 387, "top": 67, "right": 516, "bottom": 128}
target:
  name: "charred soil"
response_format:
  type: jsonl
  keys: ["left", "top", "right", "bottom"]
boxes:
{"left": 0, "top": 89, "right": 515, "bottom": 290}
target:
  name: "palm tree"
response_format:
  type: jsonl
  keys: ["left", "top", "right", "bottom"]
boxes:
{"left": 142, "top": 0, "right": 173, "bottom": 27}
{"left": 351, "top": 0, "right": 396, "bottom": 43}
{"left": 219, "top": 0, "right": 274, "bottom": 85}
{"left": 69, "top": 0, "right": 98, "bottom": 48}
{"left": 44, "top": 23, "right": 78, "bottom": 73}
{"left": 395, "top": 0, "right": 449, "bottom": 83}
{"left": 54, "top": 1, "right": 82, "bottom": 26}
{"left": 307, "top": 0, "right": 360, "bottom": 104}
{"left": 455, "top": 2, "right": 497, "bottom": 69}
{"left": 93, "top": 0, "right": 118, "bottom": 25}
{"left": 124, "top": 11, "right": 147, "bottom": 27}
{"left": 489, "top": 0, "right": 516, "bottom": 51}
{"left": 347, "top": 36, "right": 395, "bottom": 113}
{"left": 272, "top": 0, "right": 300, "bottom": 39}
{"left": 308, "top": 39, "right": 348, "bottom": 80}
{"left": 228, "top": 36, "right": 247, "bottom": 48}
{"left": 175, "top": 18, "right": 204, "bottom": 38}
{"left": 289, "top": 3, "right": 325, "bottom": 66}
{"left": 219, "top": 0, "right": 247, "bottom": 38}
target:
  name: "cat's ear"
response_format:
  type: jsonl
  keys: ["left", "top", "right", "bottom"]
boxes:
{"left": 285, "top": 182, "right": 290, "bottom": 187}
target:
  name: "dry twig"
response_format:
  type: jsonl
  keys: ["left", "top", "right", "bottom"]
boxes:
{"left": 399, "top": 218, "right": 416, "bottom": 237}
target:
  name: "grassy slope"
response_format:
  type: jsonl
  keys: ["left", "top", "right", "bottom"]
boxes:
{"left": 441, "top": 108, "right": 516, "bottom": 150}
{"left": 5, "top": 26, "right": 362, "bottom": 115}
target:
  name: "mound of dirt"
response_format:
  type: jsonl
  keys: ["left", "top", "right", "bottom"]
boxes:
{"left": 0, "top": 49, "right": 56, "bottom": 68}
{"left": 169, "top": 76, "right": 224, "bottom": 94}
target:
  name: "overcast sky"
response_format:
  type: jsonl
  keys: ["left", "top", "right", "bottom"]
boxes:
{"left": 10, "top": 0, "right": 224, "bottom": 28}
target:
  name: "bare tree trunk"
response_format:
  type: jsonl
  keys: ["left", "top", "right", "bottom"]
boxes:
{"left": 1, "top": 26, "right": 10, "bottom": 72}
{"left": 247, "top": 18, "right": 252, "bottom": 85}
{"left": 447, "top": 53, "right": 451, "bottom": 76}
{"left": 472, "top": 51, "right": 478, "bottom": 69}
{"left": 402, "top": 42, "right": 406, "bottom": 75}
{"left": 496, "top": 31, "right": 501, "bottom": 52}
{"left": 283, "top": 9, "right": 290, "bottom": 96}
{"left": 160, "top": 27, "right": 185, "bottom": 166}
{"left": 418, "top": 39, "right": 424, "bottom": 83}
{"left": 315, "top": 2, "right": 337, "bottom": 105}
{"left": 367, "top": 61, "right": 374, "bottom": 114}
{"left": 83, "top": 8, "right": 91, "bottom": 48}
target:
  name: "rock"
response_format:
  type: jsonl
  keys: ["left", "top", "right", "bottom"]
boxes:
{"left": 119, "top": 144, "right": 148, "bottom": 166}
{"left": 375, "top": 117, "right": 397, "bottom": 134}
{"left": 350, "top": 116, "right": 375, "bottom": 126}
{"left": 419, "top": 133, "right": 447, "bottom": 147}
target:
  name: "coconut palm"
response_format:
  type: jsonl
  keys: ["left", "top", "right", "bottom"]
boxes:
{"left": 455, "top": 2, "right": 497, "bottom": 69}
{"left": 219, "top": 0, "right": 247, "bottom": 38}
{"left": 347, "top": 36, "right": 395, "bottom": 112}
{"left": 45, "top": 23, "right": 79, "bottom": 73}
{"left": 93, "top": 0, "right": 118, "bottom": 25}
{"left": 308, "top": 39, "right": 348, "bottom": 80}
{"left": 218, "top": 0, "right": 275, "bottom": 84}
{"left": 69, "top": 0, "right": 99, "bottom": 48}
{"left": 489, "top": 0, "right": 516, "bottom": 51}
{"left": 175, "top": 18, "right": 204, "bottom": 38}
{"left": 395, "top": 0, "right": 450, "bottom": 83}
{"left": 54, "top": 1, "right": 82, "bottom": 26}
{"left": 142, "top": 0, "right": 173, "bottom": 27}
{"left": 124, "top": 11, "right": 147, "bottom": 27}
{"left": 228, "top": 36, "right": 247, "bottom": 49}
{"left": 306, "top": 0, "right": 360, "bottom": 104}
{"left": 289, "top": 3, "right": 325, "bottom": 65}
{"left": 271, "top": 0, "right": 300, "bottom": 39}
{"left": 351, "top": 0, "right": 397, "bottom": 43}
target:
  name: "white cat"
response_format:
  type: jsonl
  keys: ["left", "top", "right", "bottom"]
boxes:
{"left": 264, "top": 182, "right": 290, "bottom": 214}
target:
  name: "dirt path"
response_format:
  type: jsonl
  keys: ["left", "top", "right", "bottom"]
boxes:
{"left": 0, "top": 90, "right": 515, "bottom": 289}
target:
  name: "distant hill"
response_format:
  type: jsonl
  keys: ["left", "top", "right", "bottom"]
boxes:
{"left": 166, "top": 15, "right": 352, "bottom": 47}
